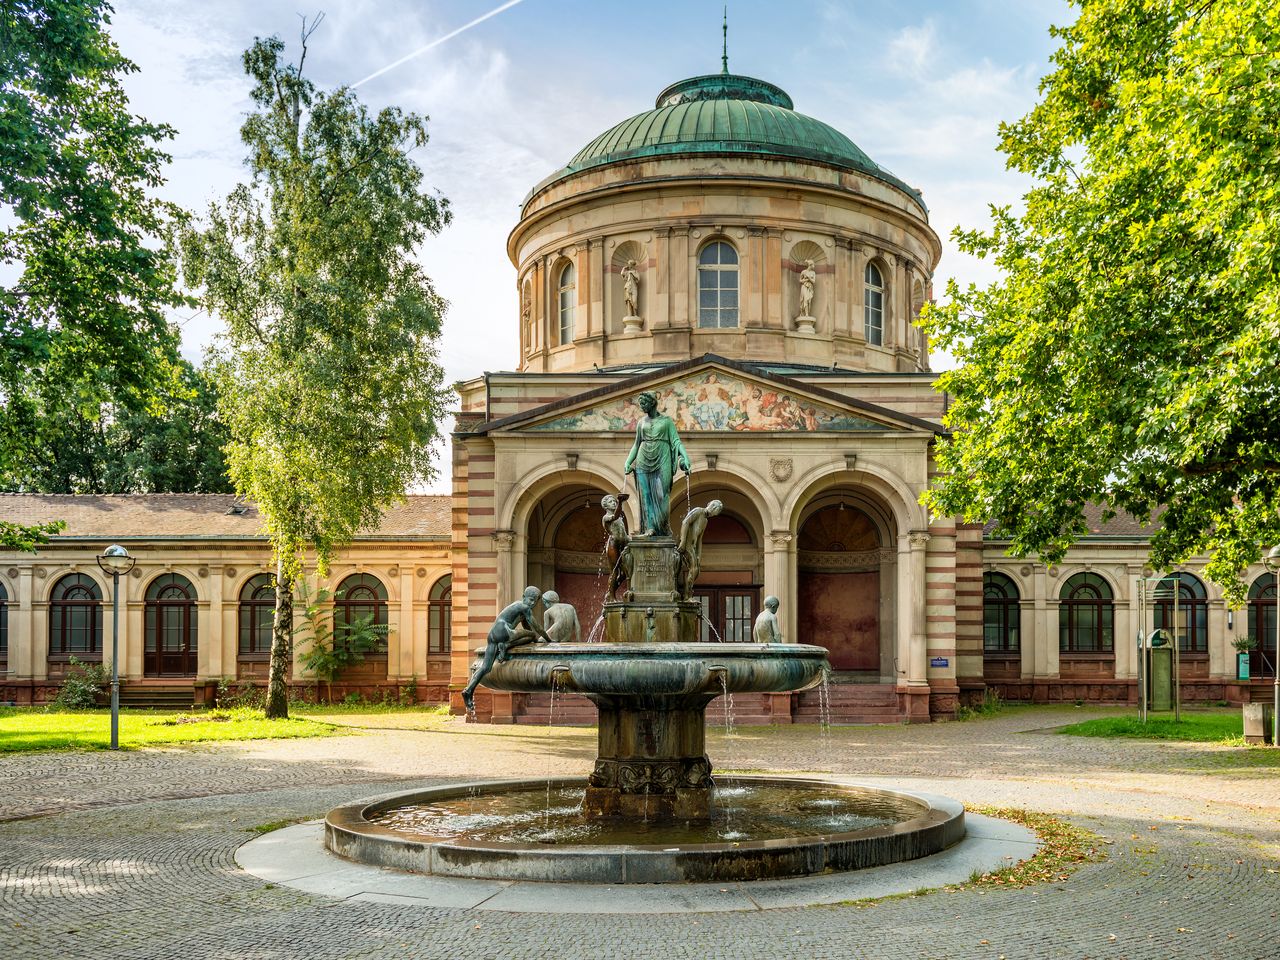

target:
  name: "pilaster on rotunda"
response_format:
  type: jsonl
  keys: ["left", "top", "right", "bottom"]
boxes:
{"left": 508, "top": 70, "right": 942, "bottom": 375}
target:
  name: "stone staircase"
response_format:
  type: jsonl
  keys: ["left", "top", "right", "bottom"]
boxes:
{"left": 515, "top": 692, "right": 598, "bottom": 725}
{"left": 117, "top": 685, "right": 197, "bottom": 711}
{"left": 793, "top": 683, "right": 902, "bottom": 724}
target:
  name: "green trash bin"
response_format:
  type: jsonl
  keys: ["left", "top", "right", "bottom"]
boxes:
{"left": 1148, "top": 645, "right": 1173, "bottom": 712}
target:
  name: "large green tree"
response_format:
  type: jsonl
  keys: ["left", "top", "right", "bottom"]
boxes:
{"left": 7, "top": 356, "right": 231, "bottom": 493}
{"left": 181, "top": 25, "right": 450, "bottom": 717}
{"left": 922, "top": 0, "right": 1280, "bottom": 603}
{"left": 1, "top": 0, "right": 189, "bottom": 545}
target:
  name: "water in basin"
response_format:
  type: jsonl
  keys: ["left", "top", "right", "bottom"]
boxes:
{"left": 369, "top": 780, "right": 920, "bottom": 846}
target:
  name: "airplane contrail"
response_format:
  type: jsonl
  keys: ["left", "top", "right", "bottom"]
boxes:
{"left": 352, "top": 0, "right": 528, "bottom": 89}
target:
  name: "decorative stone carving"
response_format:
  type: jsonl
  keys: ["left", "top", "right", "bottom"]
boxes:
{"left": 34, "top": 567, "right": 46, "bottom": 578}
{"left": 225, "top": 567, "right": 238, "bottom": 579}
{"left": 197, "top": 566, "right": 209, "bottom": 578}
{"left": 908, "top": 532, "right": 931, "bottom": 548}
{"left": 769, "top": 531, "right": 794, "bottom": 547}
{"left": 588, "top": 756, "right": 711, "bottom": 794}
{"left": 6, "top": 567, "right": 18, "bottom": 579}
{"left": 565, "top": 452, "right": 579, "bottom": 471}
{"left": 794, "top": 259, "right": 817, "bottom": 333}
{"left": 621, "top": 259, "right": 642, "bottom": 334}
{"left": 705, "top": 453, "right": 718, "bottom": 470}
{"left": 770, "top": 458, "right": 793, "bottom": 482}
{"left": 844, "top": 452, "right": 858, "bottom": 471}
{"left": 492, "top": 530, "right": 516, "bottom": 551}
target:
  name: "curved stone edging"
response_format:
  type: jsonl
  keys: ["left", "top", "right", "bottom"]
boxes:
{"left": 324, "top": 777, "right": 965, "bottom": 884}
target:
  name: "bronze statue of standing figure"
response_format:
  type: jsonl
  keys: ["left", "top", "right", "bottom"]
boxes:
{"left": 624, "top": 391, "right": 690, "bottom": 537}
{"left": 601, "top": 493, "right": 632, "bottom": 600}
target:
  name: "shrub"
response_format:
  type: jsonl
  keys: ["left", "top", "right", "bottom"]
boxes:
{"left": 956, "top": 689, "right": 1004, "bottom": 721}
{"left": 52, "top": 657, "right": 107, "bottom": 710}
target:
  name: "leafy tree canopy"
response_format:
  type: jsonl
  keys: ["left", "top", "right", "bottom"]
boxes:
{"left": 180, "top": 23, "right": 451, "bottom": 715}
{"left": 1, "top": 1, "right": 194, "bottom": 543}
{"left": 3, "top": 355, "right": 231, "bottom": 493}
{"left": 922, "top": 0, "right": 1280, "bottom": 603}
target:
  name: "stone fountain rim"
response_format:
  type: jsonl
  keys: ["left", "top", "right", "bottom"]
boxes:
{"left": 324, "top": 776, "right": 965, "bottom": 884}
{"left": 468, "top": 641, "right": 831, "bottom": 657}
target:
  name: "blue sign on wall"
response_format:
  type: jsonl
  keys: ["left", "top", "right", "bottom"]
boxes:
{"left": 930, "top": 657, "right": 949, "bottom": 668}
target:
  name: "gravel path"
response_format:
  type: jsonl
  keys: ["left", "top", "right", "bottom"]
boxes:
{"left": 1, "top": 706, "right": 1277, "bottom": 959}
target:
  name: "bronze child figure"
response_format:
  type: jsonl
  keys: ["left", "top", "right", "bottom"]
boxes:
{"left": 461, "top": 585, "right": 550, "bottom": 713}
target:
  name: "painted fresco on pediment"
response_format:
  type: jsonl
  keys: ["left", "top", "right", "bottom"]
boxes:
{"left": 528, "top": 371, "right": 883, "bottom": 432}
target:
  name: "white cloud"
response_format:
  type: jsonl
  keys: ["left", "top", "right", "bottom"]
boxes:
{"left": 887, "top": 20, "right": 938, "bottom": 76}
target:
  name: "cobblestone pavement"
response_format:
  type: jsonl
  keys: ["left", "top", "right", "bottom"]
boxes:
{"left": 2, "top": 706, "right": 1278, "bottom": 959}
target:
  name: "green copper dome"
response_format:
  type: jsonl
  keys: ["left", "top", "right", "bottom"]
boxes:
{"left": 529, "top": 73, "right": 924, "bottom": 210}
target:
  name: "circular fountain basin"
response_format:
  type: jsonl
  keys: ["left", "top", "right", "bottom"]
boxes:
{"left": 325, "top": 777, "right": 965, "bottom": 884}
{"left": 475, "top": 642, "right": 829, "bottom": 697}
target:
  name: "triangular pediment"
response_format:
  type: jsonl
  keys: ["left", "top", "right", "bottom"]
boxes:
{"left": 480, "top": 357, "right": 941, "bottom": 436}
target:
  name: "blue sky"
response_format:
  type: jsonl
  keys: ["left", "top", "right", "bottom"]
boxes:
{"left": 109, "top": 0, "right": 1072, "bottom": 382}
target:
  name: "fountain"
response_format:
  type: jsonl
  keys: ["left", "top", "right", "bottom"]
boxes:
{"left": 325, "top": 392, "right": 965, "bottom": 883}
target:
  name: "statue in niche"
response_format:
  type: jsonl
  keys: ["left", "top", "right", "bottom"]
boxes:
{"left": 624, "top": 392, "right": 691, "bottom": 538}
{"left": 541, "top": 590, "right": 581, "bottom": 643}
{"left": 461, "top": 586, "right": 550, "bottom": 713}
{"left": 673, "top": 500, "right": 723, "bottom": 600}
{"left": 797, "top": 259, "right": 817, "bottom": 328}
{"left": 753, "top": 596, "right": 783, "bottom": 643}
{"left": 602, "top": 493, "right": 632, "bottom": 600}
{"left": 621, "top": 259, "right": 640, "bottom": 317}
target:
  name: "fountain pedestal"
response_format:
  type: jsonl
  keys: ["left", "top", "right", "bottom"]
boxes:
{"left": 584, "top": 696, "right": 715, "bottom": 819}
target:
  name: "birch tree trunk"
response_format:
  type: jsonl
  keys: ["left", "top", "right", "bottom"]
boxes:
{"left": 266, "top": 558, "right": 294, "bottom": 719}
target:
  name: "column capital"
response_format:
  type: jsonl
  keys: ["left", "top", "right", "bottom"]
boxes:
{"left": 492, "top": 530, "right": 517, "bottom": 551}
{"left": 768, "top": 531, "right": 794, "bottom": 547}
{"left": 906, "top": 531, "right": 931, "bottom": 548}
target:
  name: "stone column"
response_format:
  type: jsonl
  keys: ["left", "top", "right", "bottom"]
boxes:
{"left": 895, "top": 532, "right": 931, "bottom": 721}
{"left": 833, "top": 237, "right": 853, "bottom": 338}
{"left": 651, "top": 227, "right": 671, "bottom": 330}
{"left": 764, "top": 229, "right": 783, "bottom": 327}
{"left": 221, "top": 568, "right": 239, "bottom": 682}
{"left": 399, "top": 566, "right": 416, "bottom": 679}
{"left": 126, "top": 573, "right": 144, "bottom": 681}
{"left": 747, "top": 228, "right": 766, "bottom": 329}
{"left": 671, "top": 228, "right": 690, "bottom": 328}
{"left": 16, "top": 567, "right": 35, "bottom": 679}
{"left": 30, "top": 567, "right": 48, "bottom": 680}
{"left": 1207, "top": 598, "right": 1226, "bottom": 678}
{"left": 203, "top": 566, "right": 222, "bottom": 679}
{"left": 851, "top": 244, "right": 867, "bottom": 343}
{"left": 765, "top": 531, "right": 794, "bottom": 642}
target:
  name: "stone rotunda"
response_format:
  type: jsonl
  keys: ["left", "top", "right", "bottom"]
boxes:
{"left": 452, "top": 66, "right": 968, "bottom": 724}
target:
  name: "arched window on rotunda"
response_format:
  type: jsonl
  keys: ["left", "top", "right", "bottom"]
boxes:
{"left": 557, "top": 262, "right": 576, "bottom": 345}
{"left": 697, "top": 241, "right": 739, "bottom": 328}
{"left": 864, "top": 262, "right": 884, "bottom": 345}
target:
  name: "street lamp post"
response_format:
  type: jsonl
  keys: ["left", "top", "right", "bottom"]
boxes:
{"left": 96, "top": 545, "right": 136, "bottom": 750}
{"left": 1264, "top": 546, "right": 1280, "bottom": 748}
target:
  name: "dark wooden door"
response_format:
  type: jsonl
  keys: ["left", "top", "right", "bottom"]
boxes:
{"left": 693, "top": 587, "right": 760, "bottom": 642}
{"left": 145, "top": 600, "right": 197, "bottom": 676}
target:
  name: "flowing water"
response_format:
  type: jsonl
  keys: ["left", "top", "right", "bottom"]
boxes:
{"left": 719, "top": 674, "right": 736, "bottom": 738}
{"left": 371, "top": 781, "right": 919, "bottom": 846}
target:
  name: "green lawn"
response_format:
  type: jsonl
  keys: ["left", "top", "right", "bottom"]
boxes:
{"left": 1058, "top": 711, "right": 1244, "bottom": 744}
{"left": 0, "top": 707, "right": 337, "bottom": 753}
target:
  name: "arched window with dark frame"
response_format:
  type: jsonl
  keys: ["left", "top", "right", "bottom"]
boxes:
{"left": 1059, "top": 572, "right": 1114, "bottom": 654}
{"left": 428, "top": 575, "right": 452, "bottom": 655}
{"left": 238, "top": 574, "right": 276, "bottom": 659}
{"left": 335, "top": 573, "right": 388, "bottom": 654}
{"left": 983, "top": 573, "right": 1020, "bottom": 653}
{"left": 697, "top": 241, "right": 739, "bottom": 328}
{"left": 1152, "top": 572, "right": 1208, "bottom": 654}
{"left": 557, "top": 261, "right": 576, "bottom": 344}
{"left": 1248, "top": 573, "right": 1276, "bottom": 678}
{"left": 864, "top": 261, "right": 885, "bottom": 345}
{"left": 0, "top": 580, "right": 9, "bottom": 665}
{"left": 145, "top": 573, "right": 198, "bottom": 676}
{"left": 49, "top": 574, "right": 103, "bottom": 662}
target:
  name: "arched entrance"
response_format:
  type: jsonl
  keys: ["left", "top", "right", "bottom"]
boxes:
{"left": 525, "top": 482, "right": 613, "bottom": 636}
{"left": 796, "top": 495, "right": 895, "bottom": 677}
{"left": 144, "top": 573, "right": 198, "bottom": 677}
{"left": 670, "top": 482, "right": 765, "bottom": 643}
